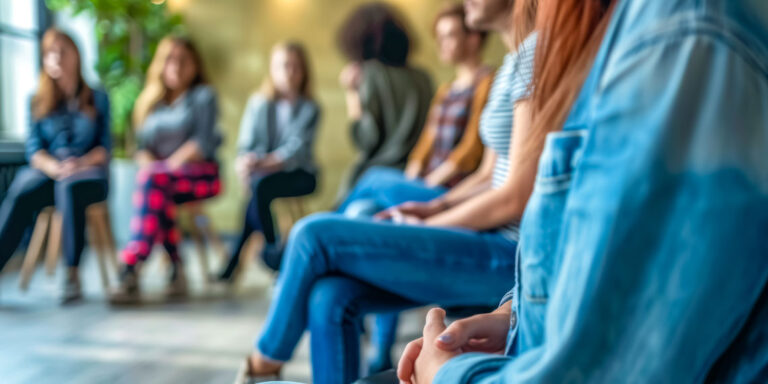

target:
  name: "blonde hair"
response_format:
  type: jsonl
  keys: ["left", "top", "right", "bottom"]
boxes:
{"left": 132, "top": 36, "right": 208, "bottom": 130}
{"left": 258, "top": 41, "right": 314, "bottom": 101}
{"left": 32, "top": 28, "right": 95, "bottom": 120}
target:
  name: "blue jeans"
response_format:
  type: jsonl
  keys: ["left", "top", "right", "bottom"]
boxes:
{"left": 338, "top": 166, "right": 448, "bottom": 373}
{"left": 0, "top": 167, "right": 108, "bottom": 271}
{"left": 338, "top": 167, "right": 447, "bottom": 216}
{"left": 255, "top": 213, "right": 516, "bottom": 384}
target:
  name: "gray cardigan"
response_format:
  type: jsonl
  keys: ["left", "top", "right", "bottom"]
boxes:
{"left": 237, "top": 94, "right": 321, "bottom": 172}
{"left": 139, "top": 85, "right": 221, "bottom": 161}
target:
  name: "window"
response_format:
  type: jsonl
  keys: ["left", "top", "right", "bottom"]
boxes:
{"left": 0, "top": 0, "right": 48, "bottom": 141}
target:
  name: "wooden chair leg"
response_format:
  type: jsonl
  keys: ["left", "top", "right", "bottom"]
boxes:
{"left": 188, "top": 218, "right": 211, "bottom": 285}
{"left": 44, "top": 211, "right": 63, "bottom": 276}
{"left": 98, "top": 206, "right": 120, "bottom": 270}
{"left": 87, "top": 207, "right": 112, "bottom": 291}
{"left": 89, "top": 204, "right": 118, "bottom": 273}
{"left": 196, "top": 211, "right": 227, "bottom": 264}
{"left": 294, "top": 198, "right": 306, "bottom": 222}
{"left": 19, "top": 209, "right": 53, "bottom": 291}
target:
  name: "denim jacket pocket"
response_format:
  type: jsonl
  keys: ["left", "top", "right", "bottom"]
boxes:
{"left": 520, "top": 129, "right": 588, "bottom": 302}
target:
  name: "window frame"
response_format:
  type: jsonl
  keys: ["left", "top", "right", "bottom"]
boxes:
{"left": 0, "top": 0, "right": 51, "bottom": 143}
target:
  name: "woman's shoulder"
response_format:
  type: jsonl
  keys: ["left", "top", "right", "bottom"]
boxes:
{"left": 189, "top": 84, "right": 218, "bottom": 105}
{"left": 245, "top": 92, "right": 273, "bottom": 114}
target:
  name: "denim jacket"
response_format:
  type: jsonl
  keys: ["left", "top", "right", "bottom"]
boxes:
{"left": 26, "top": 89, "right": 111, "bottom": 162}
{"left": 436, "top": 0, "right": 768, "bottom": 382}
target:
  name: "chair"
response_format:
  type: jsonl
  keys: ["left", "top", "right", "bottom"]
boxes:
{"left": 177, "top": 202, "right": 226, "bottom": 285}
{"left": 275, "top": 196, "right": 308, "bottom": 237}
{"left": 18, "top": 202, "right": 118, "bottom": 291}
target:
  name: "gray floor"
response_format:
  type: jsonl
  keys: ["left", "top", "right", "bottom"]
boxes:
{"left": 0, "top": 245, "right": 423, "bottom": 384}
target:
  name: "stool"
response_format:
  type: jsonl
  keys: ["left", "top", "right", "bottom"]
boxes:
{"left": 18, "top": 202, "right": 118, "bottom": 291}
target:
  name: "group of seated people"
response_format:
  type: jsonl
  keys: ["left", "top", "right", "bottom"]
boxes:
{"left": 1, "top": 0, "right": 767, "bottom": 383}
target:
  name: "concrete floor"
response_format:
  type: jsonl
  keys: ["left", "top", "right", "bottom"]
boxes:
{"left": 0, "top": 244, "right": 423, "bottom": 384}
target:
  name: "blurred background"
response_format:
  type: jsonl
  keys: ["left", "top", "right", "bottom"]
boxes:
{"left": 0, "top": 1, "right": 507, "bottom": 382}
{"left": 0, "top": 0, "right": 506, "bottom": 237}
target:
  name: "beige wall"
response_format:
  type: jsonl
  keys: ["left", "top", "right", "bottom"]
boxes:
{"left": 167, "top": 0, "right": 508, "bottom": 232}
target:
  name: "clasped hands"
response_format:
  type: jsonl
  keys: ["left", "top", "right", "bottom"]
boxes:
{"left": 397, "top": 302, "right": 512, "bottom": 384}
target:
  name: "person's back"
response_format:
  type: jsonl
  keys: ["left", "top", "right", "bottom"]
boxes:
{"left": 352, "top": 60, "right": 433, "bottom": 177}
{"left": 334, "top": 2, "right": 435, "bottom": 202}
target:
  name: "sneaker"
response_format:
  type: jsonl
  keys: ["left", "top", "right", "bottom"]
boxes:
{"left": 61, "top": 267, "right": 82, "bottom": 305}
{"left": 109, "top": 266, "right": 140, "bottom": 305}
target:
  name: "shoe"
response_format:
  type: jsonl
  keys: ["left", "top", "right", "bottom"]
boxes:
{"left": 261, "top": 243, "right": 285, "bottom": 272}
{"left": 215, "top": 254, "right": 241, "bottom": 285}
{"left": 233, "top": 356, "right": 280, "bottom": 384}
{"left": 109, "top": 266, "right": 140, "bottom": 305}
{"left": 61, "top": 267, "right": 82, "bottom": 305}
{"left": 165, "top": 262, "right": 188, "bottom": 299}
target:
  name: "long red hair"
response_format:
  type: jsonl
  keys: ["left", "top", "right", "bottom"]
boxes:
{"left": 32, "top": 28, "right": 94, "bottom": 120}
{"left": 528, "top": 0, "right": 615, "bottom": 152}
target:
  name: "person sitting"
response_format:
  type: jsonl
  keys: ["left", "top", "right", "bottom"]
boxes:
{"left": 0, "top": 28, "right": 111, "bottom": 304}
{"left": 334, "top": 2, "right": 435, "bottom": 205}
{"left": 110, "top": 36, "right": 222, "bottom": 303}
{"left": 340, "top": 3, "right": 493, "bottom": 219}
{"left": 233, "top": 0, "right": 540, "bottom": 381}
{"left": 217, "top": 41, "right": 321, "bottom": 281}
{"left": 336, "top": 3, "right": 495, "bottom": 374}
{"left": 396, "top": 0, "right": 768, "bottom": 383}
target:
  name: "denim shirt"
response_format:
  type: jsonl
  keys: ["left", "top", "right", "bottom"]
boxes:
{"left": 436, "top": 0, "right": 768, "bottom": 382}
{"left": 26, "top": 89, "right": 111, "bottom": 162}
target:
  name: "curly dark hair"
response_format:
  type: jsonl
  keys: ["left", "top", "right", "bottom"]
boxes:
{"left": 336, "top": 2, "right": 412, "bottom": 67}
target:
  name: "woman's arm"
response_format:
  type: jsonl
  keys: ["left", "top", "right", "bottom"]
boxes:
{"left": 26, "top": 101, "right": 61, "bottom": 178}
{"left": 76, "top": 147, "right": 109, "bottom": 168}
{"left": 379, "top": 148, "right": 496, "bottom": 222}
{"left": 340, "top": 63, "right": 364, "bottom": 120}
{"left": 30, "top": 151, "right": 62, "bottom": 179}
{"left": 436, "top": 149, "right": 496, "bottom": 208}
{"left": 166, "top": 140, "right": 204, "bottom": 170}
{"left": 422, "top": 160, "right": 459, "bottom": 187}
{"left": 135, "top": 149, "right": 156, "bottom": 168}
{"left": 425, "top": 101, "right": 535, "bottom": 230}
{"left": 264, "top": 103, "right": 321, "bottom": 172}
{"left": 167, "top": 87, "right": 218, "bottom": 169}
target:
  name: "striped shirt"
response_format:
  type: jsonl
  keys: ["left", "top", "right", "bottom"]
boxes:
{"left": 479, "top": 33, "right": 538, "bottom": 239}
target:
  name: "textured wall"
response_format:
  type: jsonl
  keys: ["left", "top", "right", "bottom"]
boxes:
{"left": 167, "top": 0, "right": 508, "bottom": 232}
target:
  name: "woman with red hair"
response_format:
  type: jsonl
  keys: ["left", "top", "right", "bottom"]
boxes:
{"left": 398, "top": 0, "right": 768, "bottom": 382}
{"left": 0, "top": 28, "right": 111, "bottom": 304}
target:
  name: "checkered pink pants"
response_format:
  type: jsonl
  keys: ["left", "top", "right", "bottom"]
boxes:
{"left": 121, "top": 162, "right": 221, "bottom": 265}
